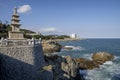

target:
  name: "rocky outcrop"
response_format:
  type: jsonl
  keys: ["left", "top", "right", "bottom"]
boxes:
{"left": 75, "top": 52, "right": 114, "bottom": 70}
{"left": 74, "top": 58, "right": 99, "bottom": 70}
{"left": 42, "top": 55, "right": 81, "bottom": 80}
{"left": 42, "top": 41, "right": 62, "bottom": 54}
{"left": 39, "top": 65, "right": 53, "bottom": 80}
{"left": 39, "top": 52, "right": 114, "bottom": 80}
{"left": 92, "top": 52, "right": 114, "bottom": 64}
{"left": 40, "top": 52, "right": 114, "bottom": 79}
{"left": 61, "top": 56, "right": 78, "bottom": 79}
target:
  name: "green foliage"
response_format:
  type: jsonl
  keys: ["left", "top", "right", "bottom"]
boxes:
{"left": 0, "top": 20, "right": 70, "bottom": 40}
{"left": 33, "top": 34, "right": 43, "bottom": 39}
{"left": 56, "top": 35, "right": 70, "bottom": 39}
{"left": 24, "top": 34, "right": 32, "bottom": 39}
{"left": 21, "top": 29, "right": 36, "bottom": 39}
{"left": 0, "top": 20, "right": 11, "bottom": 38}
{"left": 20, "top": 29, "right": 35, "bottom": 34}
{"left": 33, "top": 34, "right": 69, "bottom": 40}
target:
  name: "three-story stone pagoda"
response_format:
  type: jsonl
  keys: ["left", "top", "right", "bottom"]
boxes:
{"left": 8, "top": 7, "right": 24, "bottom": 39}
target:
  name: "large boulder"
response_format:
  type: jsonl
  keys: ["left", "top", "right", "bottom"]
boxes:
{"left": 42, "top": 41, "right": 61, "bottom": 54}
{"left": 75, "top": 52, "right": 114, "bottom": 70}
{"left": 92, "top": 52, "right": 114, "bottom": 64}
{"left": 75, "top": 58, "right": 99, "bottom": 70}
{"left": 61, "top": 56, "right": 78, "bottom": 78}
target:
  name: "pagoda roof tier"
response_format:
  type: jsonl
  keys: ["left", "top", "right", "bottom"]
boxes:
{"left": 12, "top": 14, "right": 20, "bottom": 17}
{"left": 11, "top": 18, "right": 20, "bottom": 21}
{"left": 11, "top": 23, "right": 21, "bottom": 26}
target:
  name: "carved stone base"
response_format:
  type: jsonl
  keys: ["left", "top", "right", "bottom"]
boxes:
{"left": 8, "top": 31, "right": 24, "bottom": 39}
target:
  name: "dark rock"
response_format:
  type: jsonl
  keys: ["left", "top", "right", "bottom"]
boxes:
{"left": 65, "top": 56, "right": 78, "bottom": 78}
{"left": 43, "top": 55, "right": 81, "bottom": 80}
{"left": 41, "top": 52, "right": 115, "bottom": 80}
{"left": 39, "top": 65, "right": 53, "bottom": 80}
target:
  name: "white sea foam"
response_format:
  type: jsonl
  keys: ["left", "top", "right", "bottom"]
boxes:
{"left": 63, "top": 45, "right": 85, "bottom": 51}
{"left": 85, "top": 59, "right": 120, "bottom": 80}
{"left": 72, "top": 46, "right": 85, "bottom": 50}
{"left": 52, "top": 52, "right": 58, "bottom": 55}
{"left": 114, "top": 56, "right": 120, "bottom": 60}
{"left": 82, "top": 53, "right": 93, "bottom": 60}
{"left": 82, "top": 54, "right": 116, "bottom": 80}
{"left": 103, "top": 61, "right": 113, "bottom": 65}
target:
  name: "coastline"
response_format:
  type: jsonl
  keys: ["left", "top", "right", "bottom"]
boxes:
{"left": 42, "top": 38, "right": 85, "bottom": 43}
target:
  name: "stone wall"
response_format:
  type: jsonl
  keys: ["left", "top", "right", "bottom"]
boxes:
{"left": 0, "top": 44, "right": 45, "bottom": 80}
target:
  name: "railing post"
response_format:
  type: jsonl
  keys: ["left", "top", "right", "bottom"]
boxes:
{"left": 0, "top": 40, "right": 1, "bottom": 46}
{"left": 4, "top": 39, "right": 8, "bottom": 46}
{"left": 39, "top": 38, "right": 41, "bottom": 44}
{"left": 31, "top": 38, "right": 35, "bottom": 45}
{"left": 0, "top": 38, "right": 42, "bottom": 46}
{"left": 28, "top": 39, "right": 31, "bottom": 45}
{"left": 1, "top": 37, "right": 4, "bottom": 46}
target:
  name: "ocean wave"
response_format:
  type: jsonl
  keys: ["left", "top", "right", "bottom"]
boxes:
{"left": 52, "top": 52, "right": 58, "bottom": 55}
{"left": 103, "top": 61, "right": 113, "bottom": 65}
{"left": 63, "top": 45, "right": 85, "bottom": 51}
{"left": 82, "top": 53, "right": 93, "bottom": 60}
{"left": 85, "top": 60, "right": 120, "bottom": 80}
{"left": 112, "top": 74, "right": 120, "bottom": 80}
{"left": 72, "top": 46, "right": 85, "bottom": 50}
{"left": 114, "top": 56, "right": 120, "bottom": 60}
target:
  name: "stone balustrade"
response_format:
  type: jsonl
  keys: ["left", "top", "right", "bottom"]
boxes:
{"left": 0, "top": 38, "right": 42, "bottom": 46}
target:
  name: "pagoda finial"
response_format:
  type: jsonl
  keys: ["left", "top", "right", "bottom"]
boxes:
{"left": 14, "top": 7, "right": 17, "bottom": 14}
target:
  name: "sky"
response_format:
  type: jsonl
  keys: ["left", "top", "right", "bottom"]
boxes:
{"left": 0, "top": 0, "right": 120, "bottom": 38}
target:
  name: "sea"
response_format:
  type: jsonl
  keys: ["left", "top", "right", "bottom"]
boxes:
{"left": 55, "top": 39, "right": 120, "bottom": 80}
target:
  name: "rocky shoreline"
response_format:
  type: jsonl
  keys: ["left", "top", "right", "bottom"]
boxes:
{"left": 41, "top": 40, "right": 115, "bottom": 80}
{"left": 40, "top": 51, "right": 114, "bottom": 80}
{"left": 42, "top": 38, "right": 83, "bottom": 43}
{"left": 40, "top": 55, "right": 81, "bottom": 80}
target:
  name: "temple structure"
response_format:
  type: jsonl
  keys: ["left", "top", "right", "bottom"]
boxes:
{"left": 8, "top": 7, "right": 24, "bottom": 39}
{"left": 0, "top": 7, "right": 45, "bottom": 80}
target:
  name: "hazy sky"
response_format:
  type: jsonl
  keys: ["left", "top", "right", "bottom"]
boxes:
{"left": 0, "top": 0, "right": 120, "bottom": 38}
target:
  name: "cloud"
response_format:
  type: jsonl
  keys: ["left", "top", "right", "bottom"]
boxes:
{"left": 39, "top": 27, "right": 57, "bottom": 32}
{"left": 18, "top": 5, "right": 31, "bottom": 13}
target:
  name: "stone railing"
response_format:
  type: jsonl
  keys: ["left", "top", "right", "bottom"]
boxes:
{"left": 0, "top": 38, "right": 42, "bottom": 46}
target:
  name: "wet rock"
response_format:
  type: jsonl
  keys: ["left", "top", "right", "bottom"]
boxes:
{"left": 92, "top": 52, "right": 114, "bottom": 64}
{"left": 44, "top": 55, "right": 65, "bottom": 65}
{"left": 75, "top": 52, "right": 114, "bottom": 70}
{"left": 63, "top": 56, "right": 78, "bottom": 78}
{"left": 44, "top": 55, "right": 80, "bottom": 80}
{"left": 75, "top": 58, "right": 99, "bottom": 70}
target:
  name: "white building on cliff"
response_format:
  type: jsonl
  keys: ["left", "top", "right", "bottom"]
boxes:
{"left": 70, "top": 33, "right": 77, "bottom": 39}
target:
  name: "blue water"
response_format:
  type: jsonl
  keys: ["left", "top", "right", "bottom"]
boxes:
{"left": 56, "top": 39, "right": 120, "bottom": 80}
